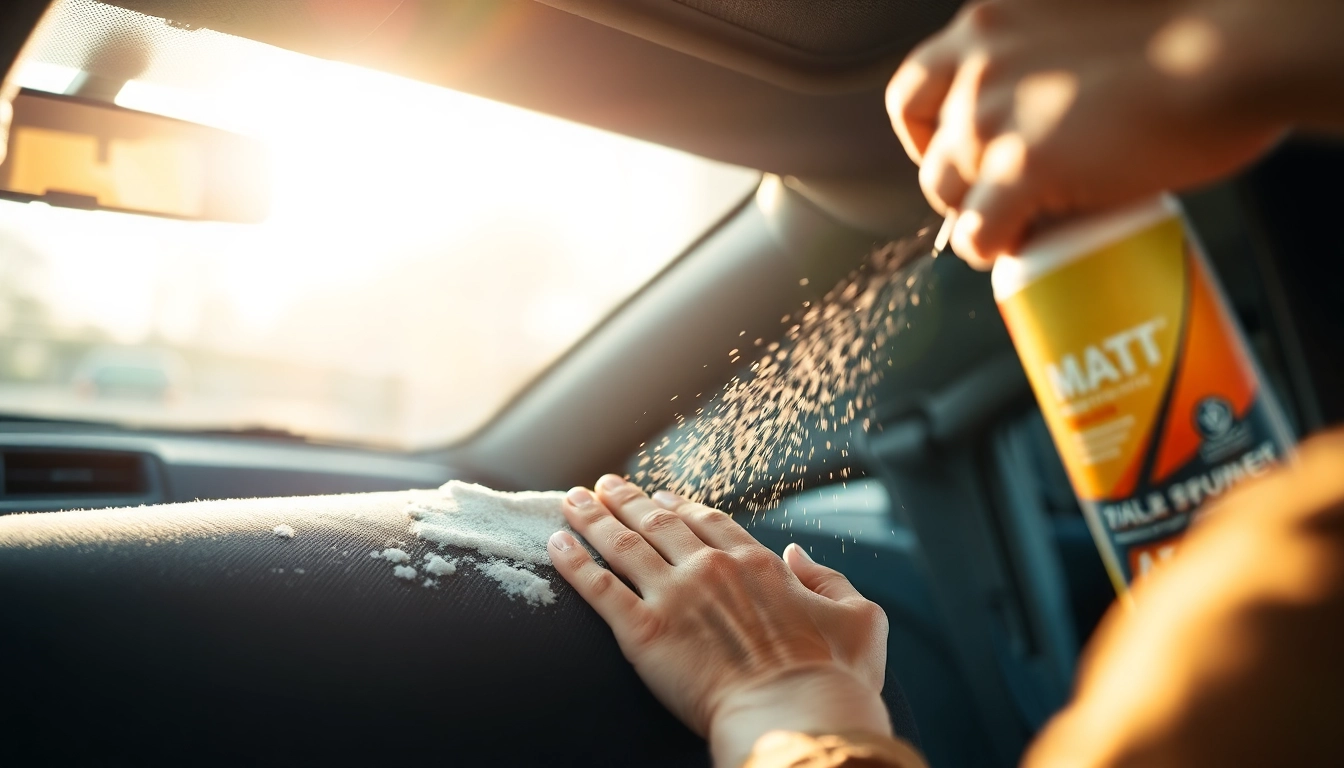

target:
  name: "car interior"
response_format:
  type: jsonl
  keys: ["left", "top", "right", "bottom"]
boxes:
{"left": 1, "top": 1, "right": 1342, "bottom": 766}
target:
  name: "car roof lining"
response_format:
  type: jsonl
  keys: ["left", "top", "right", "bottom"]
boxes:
{"left": 27, "top": 0, "right": 939, "bottom": 232}
{"left": 80, "top": 0, "right": 950, "bottom": 187}
{"left": 532, "top": 0, "right": 954, "bottom": 93}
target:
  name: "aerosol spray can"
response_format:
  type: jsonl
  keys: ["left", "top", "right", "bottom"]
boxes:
{"left": 990, "top": 195, "right": 1295, "bottom": 599}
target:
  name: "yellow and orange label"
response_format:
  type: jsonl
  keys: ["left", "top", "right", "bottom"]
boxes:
{"left": 998, "top": 213, "right": 1292, "bottom": 595}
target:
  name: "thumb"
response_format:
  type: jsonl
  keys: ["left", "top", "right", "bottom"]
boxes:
{"left": 784, "top": 543, "right": 862, "bottom": 603}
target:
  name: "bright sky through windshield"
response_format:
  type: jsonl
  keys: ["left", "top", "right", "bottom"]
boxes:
{"left": 0, "top": 2, "right": 759, "bottom": 447}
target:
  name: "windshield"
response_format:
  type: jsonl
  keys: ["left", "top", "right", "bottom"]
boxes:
{"left": 0, "top": 1, "right": 760, "bottom": 449}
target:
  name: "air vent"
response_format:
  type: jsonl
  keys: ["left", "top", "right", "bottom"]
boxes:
{"left": 1, "top": 450, "right": 149, "bottom": 497}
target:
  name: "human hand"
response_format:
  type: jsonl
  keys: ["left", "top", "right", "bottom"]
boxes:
{"left": 886, "top": 0, "right": 1294, "bottom": 268}
{"left": 548, "top": 475, "right": 892, "bottom": 768}
{"left": 1023, "top": 430, "right": 1344, "bottom": 767}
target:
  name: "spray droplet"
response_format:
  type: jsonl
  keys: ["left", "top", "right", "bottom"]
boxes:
{"left": 634, "top": 232, "right": 934, "bottom": 515}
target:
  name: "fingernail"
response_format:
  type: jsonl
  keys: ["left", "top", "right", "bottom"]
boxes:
{"left": 550, "top": 530, "right": 576, "bottom": 551}
{"left": 788, "top": 542, "right": 814, "bottom": 562}
{"left": 652, "top": 490, "right": 683, "bottom": 509}
{"left": 597, "top": 474, "right": 625, "bottom": 492}
{"left": 952, "top": 210, "right": 986, "bottom": 268}
{"left": 567, "top": 487, "right": 595, "bottom": 506}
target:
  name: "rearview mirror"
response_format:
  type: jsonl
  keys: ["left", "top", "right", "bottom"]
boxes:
{"left": 0, "top": 88, "right": 270, "bottom": 222}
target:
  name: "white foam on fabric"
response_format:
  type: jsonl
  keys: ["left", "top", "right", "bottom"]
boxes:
{"left": 272, "top": 524, "right": 295, "bottom": 538}
{"left": 404, "top": 481, "right": 598, "bottom": 606}
{"left": 424, "top": 555, "right": 457, "bottom": 577}
{"left": 392, "top": 565, "right": 417, "bottom": 580}
{"left": 409, "top": 481, "right": 570, "bottom": 566}
{"left": 379, "top": 547, "right": 411, "bottom": 564}
{"left": 477, "top": 560, "right": 556, "bottom": 606}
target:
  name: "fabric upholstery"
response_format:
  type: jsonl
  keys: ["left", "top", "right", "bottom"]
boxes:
{"left": 0, "top": 491, "right": 918, "bottom": 766}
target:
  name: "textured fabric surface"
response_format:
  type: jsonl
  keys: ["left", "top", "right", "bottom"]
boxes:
{"left": 32, "top": 0, "right": 402, "bottom": 84}
{"left": 0, "top": 492, "right": 703, "bottom": 767}
{"left": 28, "top": 0, "right": 397, "bottom": 90}
{"left": 0, "top": 491, "right": 920, "bottom": 766}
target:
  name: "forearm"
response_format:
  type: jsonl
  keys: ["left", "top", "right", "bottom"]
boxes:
{"left": 1207, "top": 0, "right": 1344, "bottom": 132}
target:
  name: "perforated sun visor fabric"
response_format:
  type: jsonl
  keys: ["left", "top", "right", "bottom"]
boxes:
{"left": 26, "top": 0, "right": 401, "bottom": 93}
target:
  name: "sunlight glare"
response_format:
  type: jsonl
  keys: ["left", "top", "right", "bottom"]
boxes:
{"left": 112, "top": 55, "right": 718, "bottom": 331}
{"left": 1, "top": 23, "right": 759, "bottom": 446}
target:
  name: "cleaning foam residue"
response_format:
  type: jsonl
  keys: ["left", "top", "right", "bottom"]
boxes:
{"left": 273, "top": 524, "right": 295, "bottom": 539}
{"left": 478, "top": 560, "right": 556, "bottom": 606}
{"left": 405, "top": 481, "right": 590, "bottom": 606}
{"left": 424, "top": 554, "right": 457, "bottom": 577}
{"left": 378, "top": 547, "right": 411, "bottom": 564}
{"left": 409, "top": 483, "right": 570, "bottom": 565}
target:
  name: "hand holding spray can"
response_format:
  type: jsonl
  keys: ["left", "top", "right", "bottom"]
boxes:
{"left": 990, "top": 195, "right": 1295, "bottom": 599}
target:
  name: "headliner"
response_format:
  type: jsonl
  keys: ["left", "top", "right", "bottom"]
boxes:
{"left": 89, "top": 0, "right": 961, "bottom": 184}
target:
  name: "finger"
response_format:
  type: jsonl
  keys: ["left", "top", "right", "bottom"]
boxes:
{"left": 953, "top": 136, "right": 1041, "bottom": 267}
{"left": 563, "top": 486, "right": 670, "bottom": 589}
{"left": 918, "top": 132, "right": 971, "bottom": 215}
{"left": 917, "top": 54, "right": 1000, "bottom": 216}
{"left": 549, "top": 530, "right": 650, "bottom": 638}
{"left": 886, "top": 38, "right": 958, "bottom": 164}
{"left": 783, "top": 543, "right": 864, "bottom": 603}
{"left": 594, "top": 475, "right": 705, "bottom": 564}
{"left": 651, "top": 491, "right": 758, "bottom": 551}
{"left": 949, "top": 208, "right": 997, "bottom": 271}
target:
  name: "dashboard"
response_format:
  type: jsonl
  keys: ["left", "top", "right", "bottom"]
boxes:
{"left": 0, "top": 421, "right": 456, "bottom": 515}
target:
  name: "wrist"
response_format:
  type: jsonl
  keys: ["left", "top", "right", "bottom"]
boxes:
{"left": 708, "top": 666, "right": 892, "bottom": 768}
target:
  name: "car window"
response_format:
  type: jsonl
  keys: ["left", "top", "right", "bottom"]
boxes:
{"left": 0, "top": 0, "right": 760, "bottom": 448}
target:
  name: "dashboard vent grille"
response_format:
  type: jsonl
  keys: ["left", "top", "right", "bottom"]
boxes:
{"left": 1, "top": 450, "right": 149, "bottom": 497}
